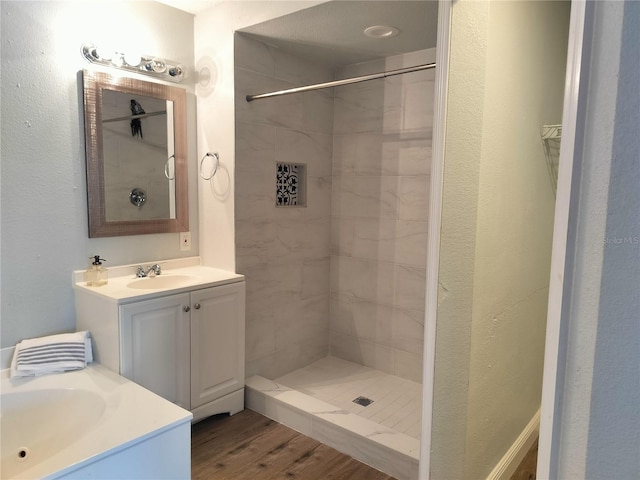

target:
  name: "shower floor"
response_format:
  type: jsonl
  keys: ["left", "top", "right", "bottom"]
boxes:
{"left": 276, "top": 356, "right": 423, "bottom": 439}
{"left": 245, "top": 356, "right": 422, "bottom": 480}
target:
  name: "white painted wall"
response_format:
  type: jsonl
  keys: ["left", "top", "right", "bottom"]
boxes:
{"left": 552, "top": 1, "right": 640, "bottom": 478}
{"left": 193, "top": 1, "right": 324, "bottom": 272}
{"left": 431, "top": 1, "right": 569, "bottom": 478}
{"left": 0, "top": 1, "right": 197, "bottom": 348}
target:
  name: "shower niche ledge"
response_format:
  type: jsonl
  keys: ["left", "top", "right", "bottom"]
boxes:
{"left": 246, "top": 375, "right": 419, "bottom": 480}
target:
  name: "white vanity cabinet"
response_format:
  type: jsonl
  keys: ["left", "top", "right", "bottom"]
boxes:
{"left": 74, "top": 263, "right": 245, "bottom": 422}
{"left": 120, "top": 292, "right": 191, "bottom": 409}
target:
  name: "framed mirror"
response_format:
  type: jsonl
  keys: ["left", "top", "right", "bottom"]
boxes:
{"left": 82, "top": 70, "right": 188, "bottom": 237}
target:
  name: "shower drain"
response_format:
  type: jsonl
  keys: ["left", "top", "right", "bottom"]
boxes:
{"left": 352, "top": 396, "right": 374, "bottom": 407}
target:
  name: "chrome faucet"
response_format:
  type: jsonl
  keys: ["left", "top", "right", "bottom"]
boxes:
{"left": 136, "top": 264, "right": 162, "bottom": 278}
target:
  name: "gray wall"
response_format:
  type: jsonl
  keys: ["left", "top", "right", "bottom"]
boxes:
{"left": 0, "top": 1, "right": 197, "bottom": 349}
{"left": 554, "top": 1, "right": 640, "bottom": 478}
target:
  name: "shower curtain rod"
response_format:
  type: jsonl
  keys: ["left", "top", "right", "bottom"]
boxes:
{"left": 245, "top": 62, "right": 436, "bottom": 102}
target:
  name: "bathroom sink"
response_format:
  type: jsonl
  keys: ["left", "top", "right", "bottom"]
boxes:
{"left": 126, "top": 275, "right": 197, "bottom": 290}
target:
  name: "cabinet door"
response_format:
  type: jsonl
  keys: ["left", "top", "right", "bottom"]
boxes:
{"left": 120, "top": 293, "right": 191, "bottom": 409}
{"left": 190, "top": 282, "right": 245, "bottom": 409}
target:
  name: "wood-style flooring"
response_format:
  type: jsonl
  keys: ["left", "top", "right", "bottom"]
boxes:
{"left": 192, "top": 409, "right": 397, "bottom": 480}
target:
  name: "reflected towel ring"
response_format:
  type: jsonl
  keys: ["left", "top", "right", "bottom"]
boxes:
{"left": 200, "top": 152, "right": 219, "bottom": 180}
{"left": 164, "top": 154, "right": 176, "bottom": 180}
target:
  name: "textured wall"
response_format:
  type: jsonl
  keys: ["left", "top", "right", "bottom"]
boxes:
{"left": 464, "top": 2, "right": 569, "bottom": 476}
{"left": 555, "top": 1, "right": 640, "bottom": 478}
{"left": 0, "top": 1, "right": 197, "bottom": 349}
{"left": 234, "top": 34, "right": 334, "bottom": 379}
{"left": 330, "top": 49, "right": 435, "bottom": 383}
{"left": 431, "top": 1, "right": 569, "bottom": 478}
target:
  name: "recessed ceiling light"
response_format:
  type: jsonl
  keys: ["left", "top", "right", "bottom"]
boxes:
{"left": 363, "top": 25, "right": 400, "bottom": 39}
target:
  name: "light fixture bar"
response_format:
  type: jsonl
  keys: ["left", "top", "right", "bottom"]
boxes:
{"left": 81, "top": 43, "right": 185, "bottom": 83}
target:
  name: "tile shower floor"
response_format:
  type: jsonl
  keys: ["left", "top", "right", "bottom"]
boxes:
{"left": 275, "top": 356, "right": 423, "bottom": 440}
{"left": 245, "top": 356, "right": 423, "bottom": 480}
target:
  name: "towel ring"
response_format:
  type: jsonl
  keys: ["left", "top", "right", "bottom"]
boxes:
{"left": 164, "top": 154, "right": 175, "bottom": 180}
{"left": 200, "top": 152, "right": 219, "bottom": 180}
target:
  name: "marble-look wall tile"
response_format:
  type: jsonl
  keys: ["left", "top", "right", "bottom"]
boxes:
{"left": 275, "top": 176, "right": 332, "bottom": 222}
{"left": 301, "top": 257, "right": 331, "bottom": 299}
{"left": 272, "top": 43, "right": 335, "bottom": 86}
{"left": 350, "top": 218, "right": 429, "bottom": 268}
{"left": 235, "top": 219, "right": 275, "bottom": 269}
{"left": 245, "top": 310, "right": 276, "bottom": 362}
{"left": 331, "top": 175, "right": 401, "bottom": 219}
{"left": 235, "top": 122, "right": 276, "bottom": 174}
{"left": 333, "top": 83, "right": 386, "bottom": 135}
{"left": 391, "top": 307, "right": 425, "bottom": 355}
{"left": 235, "top": 169, "right": 276, "bottom": 222}
{"left": 401, "top": 81, "right": 434, "bottom": 131}
{"left": 330, "top": 49, "right": 434, "bottom": 382}
{"left": 247, "top": 335, "right": 329, "bottom": 380}
{"left": 236, "top": 67, "right": 304, "bottom": 129}
{"left": 275, "top": 129, "right": 333, "bottom": 178}
{"left": 234, "top": 33, "right": 276, "bottom": 77}
{"left": 330, "top": 294, "right": 424, "bottom": 357}
{"left": 275, "top": 295, "right": 329, "bottom": 348}
{"left": 330, "top": 256, "right": 396, "bottom": 306}
{"left": 303, "top": 89, "right": 335, "bottom": 135}
{"left": 335, "top": 58, "right": 386, "bottom": 81}
{"left": 393, "top": 351, "right": 423, "bottom": 384}
{"left": 398, "top": 176, "right": 431, "bottom": 222}
{"left": 393, "top": 264, "right": 427, "bottom": 311}
{"left": 330, "top": 331, "right": 395, "bottom": 376}
{"left": 333, "top": 131, "right": 432, "bottom": 177}
{"left": 236, "top": 35, "right": 333, "bottom": 379}
{"left": 274, "top": 218, "right": 330, "bottom": 261}
{"left": 237, "top": 37, "right": 435, "bottom": 383}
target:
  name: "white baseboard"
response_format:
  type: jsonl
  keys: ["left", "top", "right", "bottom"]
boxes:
{"left": 486, "top": 409, "right": 540, "bottom": 480}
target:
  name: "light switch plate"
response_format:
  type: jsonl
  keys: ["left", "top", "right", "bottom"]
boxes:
{"left": 180, "top": 231, "right": 191, "bottom": 251}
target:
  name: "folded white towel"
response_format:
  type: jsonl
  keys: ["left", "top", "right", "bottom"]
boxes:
{"left": 10, "top": 331, "right": 93, "bottom": 379}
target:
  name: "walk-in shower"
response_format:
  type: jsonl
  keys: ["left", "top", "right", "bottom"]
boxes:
{"left": 233, "top": 3, "right": 437, "bottom": 478}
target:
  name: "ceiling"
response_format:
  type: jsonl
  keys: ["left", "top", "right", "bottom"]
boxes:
{"left": 157, "top": 0, "right": 438, "bottom": 67}
{"left": 238, "top": 1, "right": 438, "bottom": 66}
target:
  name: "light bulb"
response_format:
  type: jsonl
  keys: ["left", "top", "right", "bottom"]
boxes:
{"left": 168, "top": 65, "right": 184, "bottom": 79}
{"left": 94, "top": 46, "right": 114, "bottom": 62}
{"left": 145, "top": 57, "right": 167, "bottom": 73}
{"left": 123, "top": 51, "right": 143, "bottom": 67}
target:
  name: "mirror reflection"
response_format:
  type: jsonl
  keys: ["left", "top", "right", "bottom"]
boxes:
{"left": 82, "top": 70, "right": 188, "bottom": 237}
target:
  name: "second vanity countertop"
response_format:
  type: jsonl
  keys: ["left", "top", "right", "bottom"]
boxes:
{"left": 73, "top": 256, "right": 244, "bottom": 304}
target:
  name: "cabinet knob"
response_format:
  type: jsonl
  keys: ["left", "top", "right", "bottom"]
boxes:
{"left": 183, "top": 306, "right": 191, "bottom": 313}
{"left": 194, "top": 303, "right": 201, "bottom": 310}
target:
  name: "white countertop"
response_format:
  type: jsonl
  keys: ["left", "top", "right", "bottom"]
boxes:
{"left": 1, "top": 364, "right": 192, "bottom": 480}
{"left": 73, "top": 256, "right": 244, "bottom": 303}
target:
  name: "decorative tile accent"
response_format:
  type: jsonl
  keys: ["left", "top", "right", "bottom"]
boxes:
{"left": 276, "top": 162, "right": 306, "bottom": 207}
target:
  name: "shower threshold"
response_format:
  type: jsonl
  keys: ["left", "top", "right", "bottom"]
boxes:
{"left": 245, "top": 356, "right": 421, "bottom": 480}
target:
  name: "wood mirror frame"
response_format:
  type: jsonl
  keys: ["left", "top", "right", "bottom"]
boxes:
{"left": 82, "top": 70, "right": 188, "bottom": 237}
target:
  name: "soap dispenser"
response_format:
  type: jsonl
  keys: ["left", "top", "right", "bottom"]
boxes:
{"left": 86, "top": 256, "right": 108, "bottom": 286}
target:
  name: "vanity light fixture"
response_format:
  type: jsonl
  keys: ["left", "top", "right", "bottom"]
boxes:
{"left": 363, "top": 25, "right": 400, "bottom": 39}
{"left": 81, "top": 43, "right": 185, "bottom": 83}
